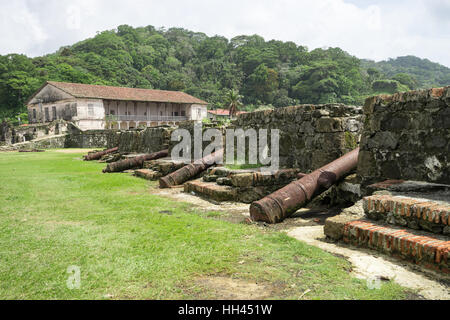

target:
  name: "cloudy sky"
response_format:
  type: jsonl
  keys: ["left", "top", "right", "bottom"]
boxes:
{"left": 1, "top": 0, "right": 449, "bottom": 66}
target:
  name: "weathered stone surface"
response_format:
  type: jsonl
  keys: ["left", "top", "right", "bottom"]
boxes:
{"left": 184, "top": 179, "right": 237, "bottom": 201}
{"left": 3, "top": 120, "right": 70, "bottom": 145}
{"left": 116, "top": 126, "right": 174, "bottom": 154}
{"left": 363, "top": 193, "right": 450, "bottom": 235}
{"left": 358, "top": 86, "right": 450, "bottom": 188}
{"left": 0, "top": 134, "right": 67, "bottom": 151}
{"left": 230, "top": 173, "right": 254, "bottom": 187}
{"left": 135, "top": 169, "right": 161, "bottom": 181}
{"left": 0, "top": 121, "right": 12, "bottom": 144}
{"left": 191, "top": 168, "right": 302, "bottom": 203}
{"left": 203, "top": 175, "right": 219, "bottom": 182}
{"left": 216, "top": 177, "right": 232, "bottom": 186}
{"left": 342, "top": 219, "right": 450, "bottom": 274}
{"left": 100, "top": 153, "right": 122, "bottom": 163}
{"left": 142, "top": 158, "right": 185, "bottom": 178}
{"left": 324, "top": 201, "right": 365, "bottom": 240}
{"left": 169, "top": 121, "right": 227, "bottom": 161}
{"left": 327, "top": 196, "right": 450, "bottom": 274}
{"left": 323, "top": 174, "right": 362, "bottom": 207}
{"left": 233, "top": 104, "right": 363, "bottom": 171}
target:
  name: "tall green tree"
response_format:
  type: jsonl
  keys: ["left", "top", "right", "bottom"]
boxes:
{"left": 225, "top": 89, "right": 243, "bottom": 119}
{"left": 0, "top": 25, "right": 449, "bottom": 121}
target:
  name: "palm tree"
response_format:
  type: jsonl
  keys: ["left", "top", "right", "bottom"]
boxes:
{"left": 225, "top": 89, "right": 243, "bottom": 119}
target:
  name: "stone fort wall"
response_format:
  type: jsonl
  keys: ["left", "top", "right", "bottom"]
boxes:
{"left": 233, "top": 104, "right": 364, "bottom": 172}
{"left": 357, "top": 86, "right": 450, "bottom": 188}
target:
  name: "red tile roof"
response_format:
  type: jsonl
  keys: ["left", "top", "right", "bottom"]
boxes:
{"left": 208, "top": 109, "right": 247, "bottom": 116}
{"left": 34, "top": 81, "right": 208, "bottom": 105}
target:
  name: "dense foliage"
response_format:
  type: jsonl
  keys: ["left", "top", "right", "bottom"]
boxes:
{"left": 1, "top": 25, "right": 449, "bottom": 121}
{"left": 362, "top": 56, "right": 450, "bottom": 90}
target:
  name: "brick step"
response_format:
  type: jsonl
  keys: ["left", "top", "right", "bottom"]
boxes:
{"left": 343, "top": 219, "right": 449, "bottom": 274}
{"left": 184, "top": 179, "right": 237, "bottom": 202}
{"left": 363, "top": 195, "right": 450, "bottom": 235}
{"left": 134, "top": 169, "right": 161, "bottom": 181}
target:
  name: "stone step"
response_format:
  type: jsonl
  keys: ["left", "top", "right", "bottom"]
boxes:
{"left": 184, "top": 179, "right": 237, "bottom": 202}
{"left": 134, "top": 169, "right": 161, "bottom": 181}
{"left": 363, "top": 195, "right": 450, "bottom": 235}
{"left": 342, "top": 219, "right": 449, "bottom": 275}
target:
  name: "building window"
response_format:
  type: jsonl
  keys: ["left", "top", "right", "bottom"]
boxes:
{"left": 109, "top": 110, "right": 115, "bottom": 115}
{"left": 44, "top": 108, "right": 50, "bottom": 122}
{"left": 181, "top": 111, "right": 186, "bottom": 117}
{"left": 88, "top": 104, "right": 94, "bottom": 116}
{"left": 52, "top": 106, "right": 57, "bottom": 120}
{"left": 63, "top": 104, "right": 71, "bottom": 121}
{"left": 71, "top": 103, "right": 77, "bottom": 117}
{"left": 33, "top": 109, "right": 36, "bottom": 119}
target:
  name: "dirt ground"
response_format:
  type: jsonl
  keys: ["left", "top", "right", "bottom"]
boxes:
{"left": 188, "top": 276, "right": 274, "bottom": 300}
{"left": 150, "top": 185, "right": 450, "bottom": 300}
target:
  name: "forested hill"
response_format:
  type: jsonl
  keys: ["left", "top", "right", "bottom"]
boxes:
{"left": 1, "top": 25, "right": 449, "bottom": 121}
{"left": 362, "top": 56, "right": 450, "bottom": 90}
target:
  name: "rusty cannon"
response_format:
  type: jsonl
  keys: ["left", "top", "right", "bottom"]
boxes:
{"left": 250, "top": 148, "right": 359, "bottom": 224}
{"left": 159, "top": 149, "right": 224, "bottom": 188}
{"left": 84, "top": 147, "right": 119, "bottom": 161}
{"left": 103, "top": 149, "right": 168, "bottom": 173}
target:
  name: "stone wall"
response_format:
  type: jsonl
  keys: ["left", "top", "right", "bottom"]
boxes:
{"left": 1, "top": 120, "right": 174, "bottom": 153}
{"left": 357, "top": 87, "right": 450, "bottom": 188}
{"left": 64, "top": 123, "right": 173, "bottom": 153}
{"left": 233, "top": 104, "right": 363, "bottom": 171}
{"left": 0, "top": 120, "right": 69, "bottom": 145}
{"left": 168, "top": 121, "right": 227, "bottom": 160}
{"left": 0, "top": 134, "right": 67, "bottom": 151}
{"left": 65, "top": 123, "right": 119, "bottom": 149}
{"left": 0, "top": 121, "right": 11, "bottom": 144}
{"left": 115, "top": 126, "right": 174, "bottom": 154}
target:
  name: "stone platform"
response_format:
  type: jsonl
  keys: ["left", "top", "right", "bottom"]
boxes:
{"left": 342, "top": 219, "right": 449, "bottom": 274}
{"left": 184, "top": 179, "right": 237, "bottom": 202}
{"left": 134, "top": 169, "right": 161, "bottom": 181}
{"left": 325, "top": 180, "right": 450, "bottom": 275}
{"left": 364, "top": 195, "right": 450, "bottom": 235}
{"left": 184, "top": 167, "right": 301, "bottom": 203}
{"left": 134, "top": 158, "right": 186, "bottom": 181}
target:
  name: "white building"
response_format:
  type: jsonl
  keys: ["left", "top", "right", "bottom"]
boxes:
{"left": 27, "top": 81, "right": 209, "bottom": 130}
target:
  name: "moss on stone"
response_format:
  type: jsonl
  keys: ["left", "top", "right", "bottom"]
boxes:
{"left": 344, "top": 131, "right": 358, "bottom": 149}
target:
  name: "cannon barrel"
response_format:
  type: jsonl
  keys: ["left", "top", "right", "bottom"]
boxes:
{"left": 103, "top": 149, "right": 168, "bottom": 173}
{"left": 84, "top": 147, "right": 119, "bottom": 161}
{"left": 250, "top": 148, "right": 359, "bottom": 224}
{"left": 159, "top": 149, "right": 224, "bottom": 188}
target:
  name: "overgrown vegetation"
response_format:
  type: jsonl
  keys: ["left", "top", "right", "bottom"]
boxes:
{"left": 1, "top": 25, "right": 449, "bottom": 122}
{"left": 0, "top": 150, "right": 412, "bottom": 299}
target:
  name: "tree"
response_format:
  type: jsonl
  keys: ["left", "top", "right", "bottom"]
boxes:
{"left": 371, "top": 79, "right": 409, "bottom": 93}
{"left": 391, "top": 73, "right": 417, "bottom": 90}
{"left": 225, "top": 89, "right": 243, "bottom": 119}
{"left": 246, "top": 64, "right": 278, "bottom": 104}
{"left": 367, "top": 67, "right": 382, "bottom": 83}
{"left": 0, "top": 25, "right": 449, "bottom": 120}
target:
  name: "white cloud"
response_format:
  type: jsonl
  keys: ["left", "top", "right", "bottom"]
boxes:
{"left": 0, "top": 0, "right": 449, "bottom": 67}
{"left": 0, "top": 1, "right": 48, "bottom": 55}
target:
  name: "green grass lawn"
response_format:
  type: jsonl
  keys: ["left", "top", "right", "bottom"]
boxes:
{"left": 0, "top": 150, "right": 412, "bottom": 300}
